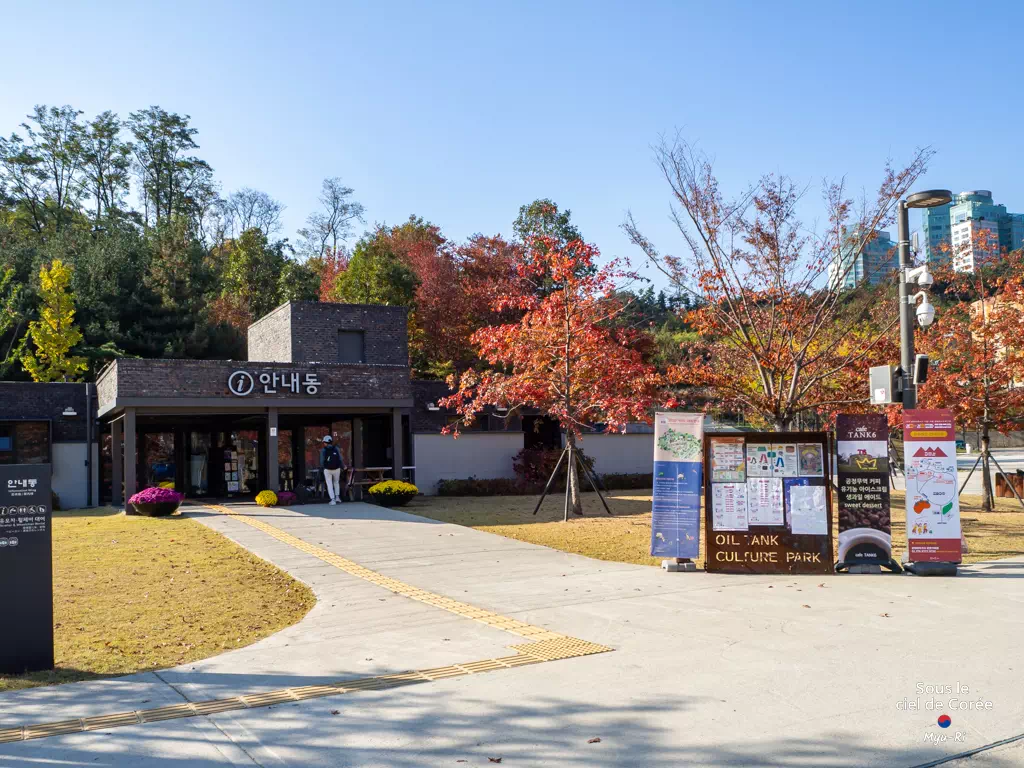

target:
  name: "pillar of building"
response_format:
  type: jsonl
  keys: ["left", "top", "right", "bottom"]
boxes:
{"left": 352, "top": 417, "right": 363, "bottom": 469}
{"left": 111, "top": 418, "right": 123, "bottom": 507}
{"left": 391, "top": 408, "right": 403, "bottom": 482}
{"left": 123, "top": 408, "right": 137, "bottom": 514}
{"left": 267, "top": 408, "right": 279, "bottom": 492}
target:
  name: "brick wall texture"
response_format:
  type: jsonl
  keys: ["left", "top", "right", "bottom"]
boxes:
{"left": 0, "top": 382, "right": 93, "bottom": 442}
{"left": 247, "top": 301, "right": 408, "bottom": 366}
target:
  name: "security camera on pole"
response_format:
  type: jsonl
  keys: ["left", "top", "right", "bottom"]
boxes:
{"left": 897, "top": 190, "right": 962, "bottom": 577}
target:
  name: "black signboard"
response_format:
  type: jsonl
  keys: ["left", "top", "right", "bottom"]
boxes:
{"left": 0, "top": 464, "right": 54, "bottom": 674}
{"left": 703, "top": 432, "right": 834, "bottom": 575}
{"left": 835, "top": 414, "right": 897, "bottom": 572}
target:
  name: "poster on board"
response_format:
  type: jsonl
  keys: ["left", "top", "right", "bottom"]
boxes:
{"left": 650, "top": 413, "right": 703, "bottom": 559}
{"left": 746, "top": 477, "right": 784, "bottom": 526}
{"left": 710, "top": 437, "right": 745, "bottom": 483}
{"left": 712, "top": 482, "right": 748, "bottom": 531}
{"left": 836, "top": 414, "right": 893, "bottom": 569}
{"left": 904, "top": 409, "right": 962, "bottom": 563}
{"left": 771, "top": 444, "right": 799, "bottom": 477}
{"left": 746, "top": 444, "right": 772, "bottom": 477}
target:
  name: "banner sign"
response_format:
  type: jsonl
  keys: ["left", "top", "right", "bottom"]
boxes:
{"left": 904, "top": 409, "right": 962, "bottom": 563}
{"left": 650, "top": 413, "right": 703, "bottom": 559}
{"left": 836, "top": 414, "right": 892, "bottom": 568}
{"left": 0, "top": 464, "right": 54, "bottom": 674}
{"left": 704, "top": 432, "right": 833, "bottom": 574}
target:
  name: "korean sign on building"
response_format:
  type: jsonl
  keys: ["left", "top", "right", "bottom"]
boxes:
{"left": 228, "top": 370, "right": 322, "bottom": 397}
{"left": 0, "top": 463, "right": 54, "bottom": 674}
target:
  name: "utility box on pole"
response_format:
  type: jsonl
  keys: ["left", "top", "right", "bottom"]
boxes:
{"left": 869, "top": 365, "right": 900, "bottom": 405}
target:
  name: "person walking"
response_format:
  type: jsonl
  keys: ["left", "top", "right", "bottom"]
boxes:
{"left": 320, "top": 435, "right": 345, "bottom": 505}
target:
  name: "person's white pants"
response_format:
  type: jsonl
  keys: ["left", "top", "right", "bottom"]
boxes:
{"left": 323, "top": 468, "right": 342, "bottom": 502}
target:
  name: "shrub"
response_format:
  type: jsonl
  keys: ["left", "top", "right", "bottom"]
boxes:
{"left": 255, "top": 490, "right": 278, "bottom": 507}
{"left": 436, "top": 472, "right": 653, "bottom": 496}
{"left": 368, "top": 480, "right": 418, "bottom": 507}
{"left": 601, "top": 473, "right": 653, "bottom": 491}
{"left": 513, "top": 445, "right": 593, "bottom": 485}
{"left": 437, "top": 477, "right": 529, "bottom": 496}
{"left": 129, "top": 487, "right": 183, "bottom": 506}
{"left": 277, "top": 490, "right": 297, "bottom": 506}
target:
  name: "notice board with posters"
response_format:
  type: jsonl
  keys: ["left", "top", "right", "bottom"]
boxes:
{"left": 0, "top": 464, "right": 54, "bottom": 674}
{"left": 703, "top": 432, "right": 833, "bottom": 574}
{"left": 904, "top": 409, "right": 962, "bottom": 563}
{"left": 650, "top": 412, "right": 704, "bottom": 559}
{"left": 836, "top": 414, "right": 894, "bottom": 570}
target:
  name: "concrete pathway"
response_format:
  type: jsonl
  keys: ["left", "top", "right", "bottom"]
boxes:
{"left": 1, "top": 501, "right": 1022, "bottom": 767}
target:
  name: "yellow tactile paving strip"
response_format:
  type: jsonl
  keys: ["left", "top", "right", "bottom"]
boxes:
{"left": 0, "top": 502, "right": 612, "bottom": 746}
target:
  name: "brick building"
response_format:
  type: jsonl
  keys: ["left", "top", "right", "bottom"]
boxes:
{"left": 88, "top": 301, "right": 414, "bottom": 507}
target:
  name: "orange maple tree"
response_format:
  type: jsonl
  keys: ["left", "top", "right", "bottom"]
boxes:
{"left": 920, "top": 245, "right": 1024, "bottom": 509}
{"left": 441, "top": 238, "right": 664, "bottom": 517}
{"left": 623, "top": 137, "right": 931, "bottom": 429}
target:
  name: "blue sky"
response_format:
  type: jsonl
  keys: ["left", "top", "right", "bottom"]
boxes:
{"left": 2, "top": 0, "right": 1022, "bottom": 287}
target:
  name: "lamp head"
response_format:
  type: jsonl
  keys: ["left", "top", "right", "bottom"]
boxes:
{"left": 906, "top": 189, "right": 953, "bottom": 209}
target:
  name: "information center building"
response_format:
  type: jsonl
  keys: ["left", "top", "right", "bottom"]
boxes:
{"left": 96, "top": 302, "right": 413, "bottom": 505}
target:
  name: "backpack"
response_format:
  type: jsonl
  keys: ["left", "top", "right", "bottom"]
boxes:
{"left": 324, "top": 445, "right": 343, "bottom": 470}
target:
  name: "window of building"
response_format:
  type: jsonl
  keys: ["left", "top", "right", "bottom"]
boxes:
{"left": 0, "top": 422, "right": 50, "bottom": 464}
{"left": 338, "top": 330, "right": 365, "bottom": 364}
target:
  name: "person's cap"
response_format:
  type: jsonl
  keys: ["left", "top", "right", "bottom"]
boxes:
{"left": 322, "top": 435, "right": 333, "bottom": 444}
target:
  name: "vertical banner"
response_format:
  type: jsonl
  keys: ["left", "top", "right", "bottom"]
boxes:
{"left": 650, "top": 413, "right": 703, "bottom": 559}
{"left": 904, "top": 409, "right": 962, "bottom": 563}
{"left": 0, "top": 464, "right": 54, "bottom": 674}
{"left": 836, "top": 414, "right": 892, "bottom": 569}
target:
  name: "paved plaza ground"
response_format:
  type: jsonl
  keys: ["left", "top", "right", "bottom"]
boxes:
{"left": 0, "top": 501, "right": 1022, "bottom": 767}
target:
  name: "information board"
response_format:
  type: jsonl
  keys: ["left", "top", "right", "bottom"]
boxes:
{"left": 0, "top": 464, "right": 54, "bottom": 674}
{"left": 650, "top": 412, "right": 703, "bottom": 559}
{"left": 836, "top": 414, "right": 893, "bottom": 569}
{"left": 904, "top": 409, "right": 962, "bottom": 563}
{"left": 704, "top": 432, "right": 833, "bottom": 574}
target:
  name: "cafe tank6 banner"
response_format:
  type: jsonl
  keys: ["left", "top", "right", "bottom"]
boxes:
{"left": 650, "top": 413, "right": 703, "bottom": 559}
{"left": 904, "top": 409, "right": 962, "bottom": 563}
{"left": 836, "top": 414, "right": 895, "bottom": 571}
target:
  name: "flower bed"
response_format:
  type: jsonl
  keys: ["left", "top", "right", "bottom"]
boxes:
{"left": 128, "top": 487, "right": 183, "bottom": 517}
{"left": 367, "top": 480, "right": 418, "bottom": 507}
{"left": 255, "top": 490, "right": 278, "bottom": 507}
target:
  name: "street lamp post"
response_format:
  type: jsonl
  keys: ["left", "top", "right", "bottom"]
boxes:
{"left": 898, "top": 190, "right": 953, "bottom": 408}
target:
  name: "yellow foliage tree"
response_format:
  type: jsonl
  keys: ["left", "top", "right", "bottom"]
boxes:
{"left": 21, "top": 260, "right": 88, "bottom": 382}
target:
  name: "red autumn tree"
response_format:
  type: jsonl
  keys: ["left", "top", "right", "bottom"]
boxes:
{"left": 317, "top": 246, "right": 349, "bottom": 301}
{"left": 623, "top": 137, "right": 931, "bottom": 429}
{"left": 920, "top": 243, "right": 1024, "bottom": 509}
{"left": 441, "top": 238, "right": 664, "bottom": 518}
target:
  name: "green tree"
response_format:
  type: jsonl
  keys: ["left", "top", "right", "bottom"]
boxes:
{"left": 0, "top": 267, "right": 25, "bottom": 375}
{"left": 127, "top": 107, "right": 215, "bottom": 232}
{"left": 221, "top": 228, "right": 287, "bottom": 322}
{"left": 21, "top": 259, "right": 88, "bottom": 381}
{"left": 81, "top": 111, "right": 131, "bottom": 225}
{"left": 334, "top": 233, "right": 418, "bottom": 306}
{"left": 513, "top": 198, "right": 581, "bottom": 249}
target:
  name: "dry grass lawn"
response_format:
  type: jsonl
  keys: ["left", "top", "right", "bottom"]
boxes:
{"left": 0, "top": 508, "right": 314, "bottom": 693}
{"left": 407, "top": 490, "right": 1024, "bottom": 570}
